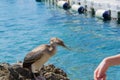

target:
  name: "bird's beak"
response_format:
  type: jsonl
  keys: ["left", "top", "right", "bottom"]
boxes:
{"left": 61, "top": 43, "right": 71, "bottom": 50}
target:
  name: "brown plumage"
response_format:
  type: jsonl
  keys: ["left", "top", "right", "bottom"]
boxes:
{"left": 23, "top": 45, "right": 55, "bottom": 69}
{"left": 23, "top": 37, "right": 68, "bottom": 73}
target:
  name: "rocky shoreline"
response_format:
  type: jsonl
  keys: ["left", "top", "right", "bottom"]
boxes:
{"left": 0, "top": 63, "right": 69, "bottom": 80}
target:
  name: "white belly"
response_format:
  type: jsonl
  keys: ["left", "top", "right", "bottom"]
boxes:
{"left": 31, "top": 53, "right": 50, "bottom": 73}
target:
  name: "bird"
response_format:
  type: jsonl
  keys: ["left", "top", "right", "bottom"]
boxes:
{"left": 23, "top": 37, "right": 68, "bottom": 79}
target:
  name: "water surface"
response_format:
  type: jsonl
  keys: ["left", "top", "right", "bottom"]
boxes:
{"left": 0, "top": 0, "right": 120, "bottom": 80}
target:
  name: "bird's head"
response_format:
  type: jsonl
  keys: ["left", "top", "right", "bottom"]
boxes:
{"left": 50, "top": 37, "right": 68, "bottom": 49}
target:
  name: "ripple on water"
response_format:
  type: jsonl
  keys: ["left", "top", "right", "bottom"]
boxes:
{"left": 0, "top": 0, "right": 120, "bottom": 80}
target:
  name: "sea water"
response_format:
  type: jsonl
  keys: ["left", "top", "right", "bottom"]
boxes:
{"left": 0, "top": 0, "right": 120, "bottom": 80}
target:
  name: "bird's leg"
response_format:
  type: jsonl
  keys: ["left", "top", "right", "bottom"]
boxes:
{"left": 37, "top": 70, "right": 46, "bottom": 80}
{"left": 31, "top": 64, "right": 40, "bottom": 79}
{"left": 33, "top": 72, "right": 46, "bottom": 80}
{"left": 33, "top": 73, "right": 39, "bottom": 80}
{"left": 31, "top": 64, "right": 46, "bottom": 80}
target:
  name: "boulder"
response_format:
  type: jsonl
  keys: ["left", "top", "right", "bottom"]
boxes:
{"left": 0, "top": 63, "right": 69, "bottom": 80}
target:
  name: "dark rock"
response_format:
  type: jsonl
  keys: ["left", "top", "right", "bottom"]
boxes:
{"left": 0, "top": 63, "right": 69, "bottom": 80}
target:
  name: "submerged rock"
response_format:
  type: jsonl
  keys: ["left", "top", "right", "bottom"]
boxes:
{"left": 0, "top": 63, "right": 69, "bottom": 80}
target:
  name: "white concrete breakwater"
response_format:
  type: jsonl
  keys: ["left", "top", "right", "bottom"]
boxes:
{"left": 36, "top": 0, "right": 120, "bottom": 22}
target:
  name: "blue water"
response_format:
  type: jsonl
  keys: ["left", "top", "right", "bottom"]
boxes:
{"left": 0, "top": 0, "right": 120, "bottom": 80}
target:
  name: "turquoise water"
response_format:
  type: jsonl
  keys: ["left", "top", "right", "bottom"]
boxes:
{"left": 0, "top": 0, "right": 120, "bottom": 80}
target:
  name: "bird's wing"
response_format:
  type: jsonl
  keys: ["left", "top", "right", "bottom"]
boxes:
{"left": 24, "top": 51, "right": 44, "bottom": 63}
{"left": 23, "top": 45, "right": 49, "bottom": 68}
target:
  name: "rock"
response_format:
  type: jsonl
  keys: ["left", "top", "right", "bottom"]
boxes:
{"left": 0, "top": 63, "right": 10, "bottom": 80}
{"left": 0, "top": 63, "right": 69, "bottom": 80}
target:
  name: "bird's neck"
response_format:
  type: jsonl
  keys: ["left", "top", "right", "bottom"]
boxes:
{"left": 50, "top": 43, "right": 57, "bottom": 48}
{"left": 48, "top": 43, "right": 57, "bottom": 56}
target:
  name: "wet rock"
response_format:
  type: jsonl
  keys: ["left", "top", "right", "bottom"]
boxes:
{"left": 0, "top": 63, "right": 69, "bottom": 80}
